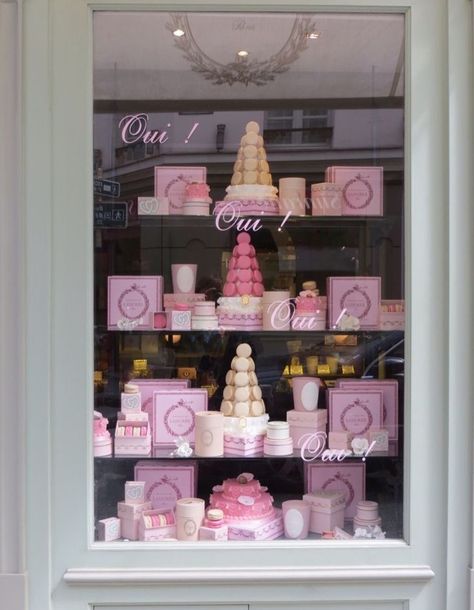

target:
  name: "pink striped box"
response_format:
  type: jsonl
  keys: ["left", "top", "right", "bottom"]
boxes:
{"left": 327, "top": 276, "right": 381, "bottom": 329}
{"left": 305, "top": 462, "right": 366, "bottom": 519}
{"left": 107, "top": 276, "right": 163, "bottom": 330}
{"left": 154, "top": 166, "right": 206, "bottom": 215}
{"left": 325, "top": 166, "right": 383, "bottom": 216}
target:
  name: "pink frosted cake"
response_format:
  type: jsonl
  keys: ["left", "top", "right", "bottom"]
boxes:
{"left": 214, "top": 121, "right": 279, "bottom": 217}
{"left": 184, "top": 182, "right": 212, "bottom": 204}
{"left": 217, "top": 232, "right": 264, "bottom": 330}
{"left": 209, "top": 473, "right": 275, "bottom": 522}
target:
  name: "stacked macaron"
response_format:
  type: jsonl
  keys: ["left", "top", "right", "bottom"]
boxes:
{"left": 214, "top": 121, "right": 279, "bottom": 216}
{"left": 217, "top": 232, "right": 264, "bottom": 330}
{"left": 220, "top": 343, "right": 266, "bottom": 418}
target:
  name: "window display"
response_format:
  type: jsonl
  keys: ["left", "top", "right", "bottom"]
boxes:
{"left": 93, "top": 10, "right": 405, "bottom": 543}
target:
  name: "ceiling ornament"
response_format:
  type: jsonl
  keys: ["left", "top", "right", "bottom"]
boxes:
{"left": 166, "top": 14, "right": 317, "bottom": 87}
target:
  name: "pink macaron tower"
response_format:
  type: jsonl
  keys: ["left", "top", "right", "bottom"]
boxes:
{"left": 217, "top": 231, "right": 265, "bottom": 330}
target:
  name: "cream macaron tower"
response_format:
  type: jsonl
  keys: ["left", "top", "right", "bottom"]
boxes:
{"left": 217, "top": 231, "right": 265, "bottom": 330}
{"left": 214, "top": 121, "right": 279, "bottom": 216}
{"left": 220, "top": 343, "right": 269, "bottom": 447}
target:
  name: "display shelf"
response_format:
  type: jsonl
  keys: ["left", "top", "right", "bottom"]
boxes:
{"left": 95, "top": 327, "right": 404, "bottom": 338}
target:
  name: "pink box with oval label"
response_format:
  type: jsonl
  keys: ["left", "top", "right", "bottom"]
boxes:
{"left": 305, "top": 462, "right": 366, "bottom": 519}
{"left": 327, "top": 276, "right": 381, "bottom": 329}
{"left": 134, "top": 461, "right": 197, "bottom": 511}
{"left": 152, "top": 389, "right": 208, "bottom": 447}
{"left": 325, "top": 166, "right": 383, "bottom": 216}
{"left": 154, "top": 166, "right": 206, "bottom": 215}
{"left": 107, "top": 276, "right": 163, "bottom": 330}
{"left": 328, "top": 389, "right": 383, "bottom": 436}
{"left": 335, "top": 379, "right": 399, "bottom": 442}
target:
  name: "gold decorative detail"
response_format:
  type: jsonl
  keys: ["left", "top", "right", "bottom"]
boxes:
{"left": 166, "top": 14, "right": 317, "bottom": 87}
{"left": 241, "top": 294, "right": 250, "bottom": 305}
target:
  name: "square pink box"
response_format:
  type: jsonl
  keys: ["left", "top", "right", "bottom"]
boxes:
{"left": 134, "top": 460, "right": 198, "bottom": 511}
{"left": 154, "top": 166, "right": 206, "bottom": 215}
{"left": 130, "top": 378, "right": 190, "bottom": 436}
{"left": 328, "top": 389, "right": 383, "bottom": 436}
{"left": 336, "top": 379, "right": 399, "bottom": 442}
{"left": 325, "top": 166, "right": 383, "bottom": 216}
{"left": 305, "top": 462, "right": 366, "bottom": 519}
{"left": 227, "top": 510, "right": 284, "bottom": 541}
{"left": 107, "top": 276, "right": 163, "bottom": 330}
{"left": 152, "top": 389, "right": 208, "bottom": 447}
{"left": 139, "top": 510, "right": 177, "bottom": 541}
{"left": 223, "top": 434, "right": 264, "bottom": 457}
{"left": 327, "top": 276, "right": 381, "bottom": 329}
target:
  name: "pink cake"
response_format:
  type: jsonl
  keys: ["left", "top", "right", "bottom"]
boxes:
{"left": 209, "top": 473, "right": 275, "bottom": 522}
{"left": 217, "top": 232, "right": 264, "bottom": 330}
{"left": 184, "top": 182, "right": 212, "bottom": 203}
{"left": 214, "top": 198, "right": 279, "bottom": 216}
{"left": 295, "top": 290, "right": 318, "bottom": 315}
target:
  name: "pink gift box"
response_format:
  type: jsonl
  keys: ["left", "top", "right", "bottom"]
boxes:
{"left": 125, "top": 481, "right": 145, "bottom": 505}
{"left": 138, "top": 510, "right": 177, "bottom": 541}
{"left": 137, "top": 196, "right": 169, "bottom": 216}
{"left": 134, "top": 461, "right": 198, "bottom": 511}
{"left": 327, "top": 276, "right": 381, "bottom": 329}
{"left": 97, "top": 517, "right": 121, "bottom": 541}
{"left": 328, "top": 389, "right": 383, "bottom": 436}
{"left": 227, "top": 509, "right": 284, "bottom": 541}
{"left": 286, "top": 409, "right": 328, "bottom": 450}
{"left": 129, "top": 379, "right": 190, "bottom": 436}
{"left": 380, "top": 299, "right": 405, "bottom": 330}
{"left": 223, "top": 433, "right": 264, "bottom": 457}
{"left": 305, "top": 462, "right": 366, "bottom": 519}
{"left": 152, "top": 389, "right": 208, "bottom": 447}
{"left": 169, "top": 309, "right": 192, "bottom": 330}
{"left": 328, "top": 431, "right": 354, "bottom": 450}
{"left": 154, "top": 166, "right": 206, "bottom": 215}
{"left": 120, "top": 516, "right": 140, "bottom": 541}
{"left": 163, "top": 293, "right": 206, "bottom": 309}
{"left": 114, "top": 421, "right": 151, "bottom": 457}
{"left": 325, "top": 166, "right": 383, "bottom": 216}
{"left": 303, "top": 490, "right": 345, "bottom": 534}
{"left": 336, "top": 379, "right": 399, "bottom": 441}
{"left": 368, "top": 428, "right": 389, "bottom": 452}
{"left": 120, "top": 392, "right": 141, "bottom": 415}
{"left": 107, "top": 276, "right": 163, "bottom": 330}
{"left": 117, "top": 500, "right": 152, "bottom": 521}
{"left": 199, "top": 524, "right": 229, "bottom": 541}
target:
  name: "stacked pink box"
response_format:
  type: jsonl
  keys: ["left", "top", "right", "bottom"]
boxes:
{"left": 325, "top": 166, "right": 383, "bottom": 216}
{"left": 114, "top": 384, "right": 151, "bottom": 457}
{"left": 139, "top": 509, "right": 177, "bottom": 541}
{"left": 117, "top": 481, "right": 152, "bottom": 541}
{"left": 303, "top": 490, "right": 346, "bottom": 534}
{"left": 327, "top": 276, "right": 381, "bottom": 330}
{"left": 287, "top": 410, "right": 327, "bottom": 450}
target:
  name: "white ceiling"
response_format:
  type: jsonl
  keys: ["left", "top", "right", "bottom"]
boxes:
{"left": 93, "top": 11, "right": 404, "bottom": 102}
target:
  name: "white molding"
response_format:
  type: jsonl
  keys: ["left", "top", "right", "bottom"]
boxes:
{"left": 0, "top": 0, "right": 25, "bottom": 580}
{"left": 0, "top": 575, "right": 26, "bottom": 610}
{"left": 64, "top": 565, "right": 435, "bottom": 586}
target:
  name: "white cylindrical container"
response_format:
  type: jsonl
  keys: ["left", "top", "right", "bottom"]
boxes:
{"left": 266, "top": 421, "right": 290, "bottom": 440}
{"left": 311, "top": 183, "right": 343, "bottom": 216}
{"left": 176, "top": 498, "right": 205, "bottom": 541}
{"left": 194, "top": 411, "right": 224, "bottom": 457}
{"left": 262, "top": 290, "right": 291, "bottom": 331}
{"left": 279, "top": 177, "right": 306, "bottom": 216}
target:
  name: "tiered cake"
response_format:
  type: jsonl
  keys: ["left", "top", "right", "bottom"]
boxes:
{"left": 217, "top": 232, "right": 264, "bottom": 330}
{"left": 214, "top": 121, "right": 279, "bottom": 216}
{"left": 209, "top": 472, "right": 275, "bottom": 521}
{"left": 220, "top": 343, "right": 268, "bottom": 456}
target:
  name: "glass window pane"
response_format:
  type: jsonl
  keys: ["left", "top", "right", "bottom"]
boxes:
{"left": 93, "top": 10, "right": 405, "bottom": 545}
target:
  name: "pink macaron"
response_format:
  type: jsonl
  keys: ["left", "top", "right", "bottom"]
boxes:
{"left": 253, "top": 283, "right": 264, "bottom": 296}
{"left": 227, "top": 270, "right": 237, "bottom": 283}
{"left": 237, "top": 243, "right": 251, "bottom": 256}
{"left": 238, "top": 255, "right": 251, "bottom": 269}
{"left": 253, "top": 270, "right": 263, "bottom": 282}
{"left": 251, "top": 258, "right": 258, "bottom": 270}
{"left": 238, "top": 268, "right": 252, "bottom": 282}
{"left": 237, "top": 232, "right": 251, "bottom": 244}
{"left": 238, "top": 282, "right": 252, "bottom": 295}
{"left": 223, "top": 282, "right": 236, "bottom": 296}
